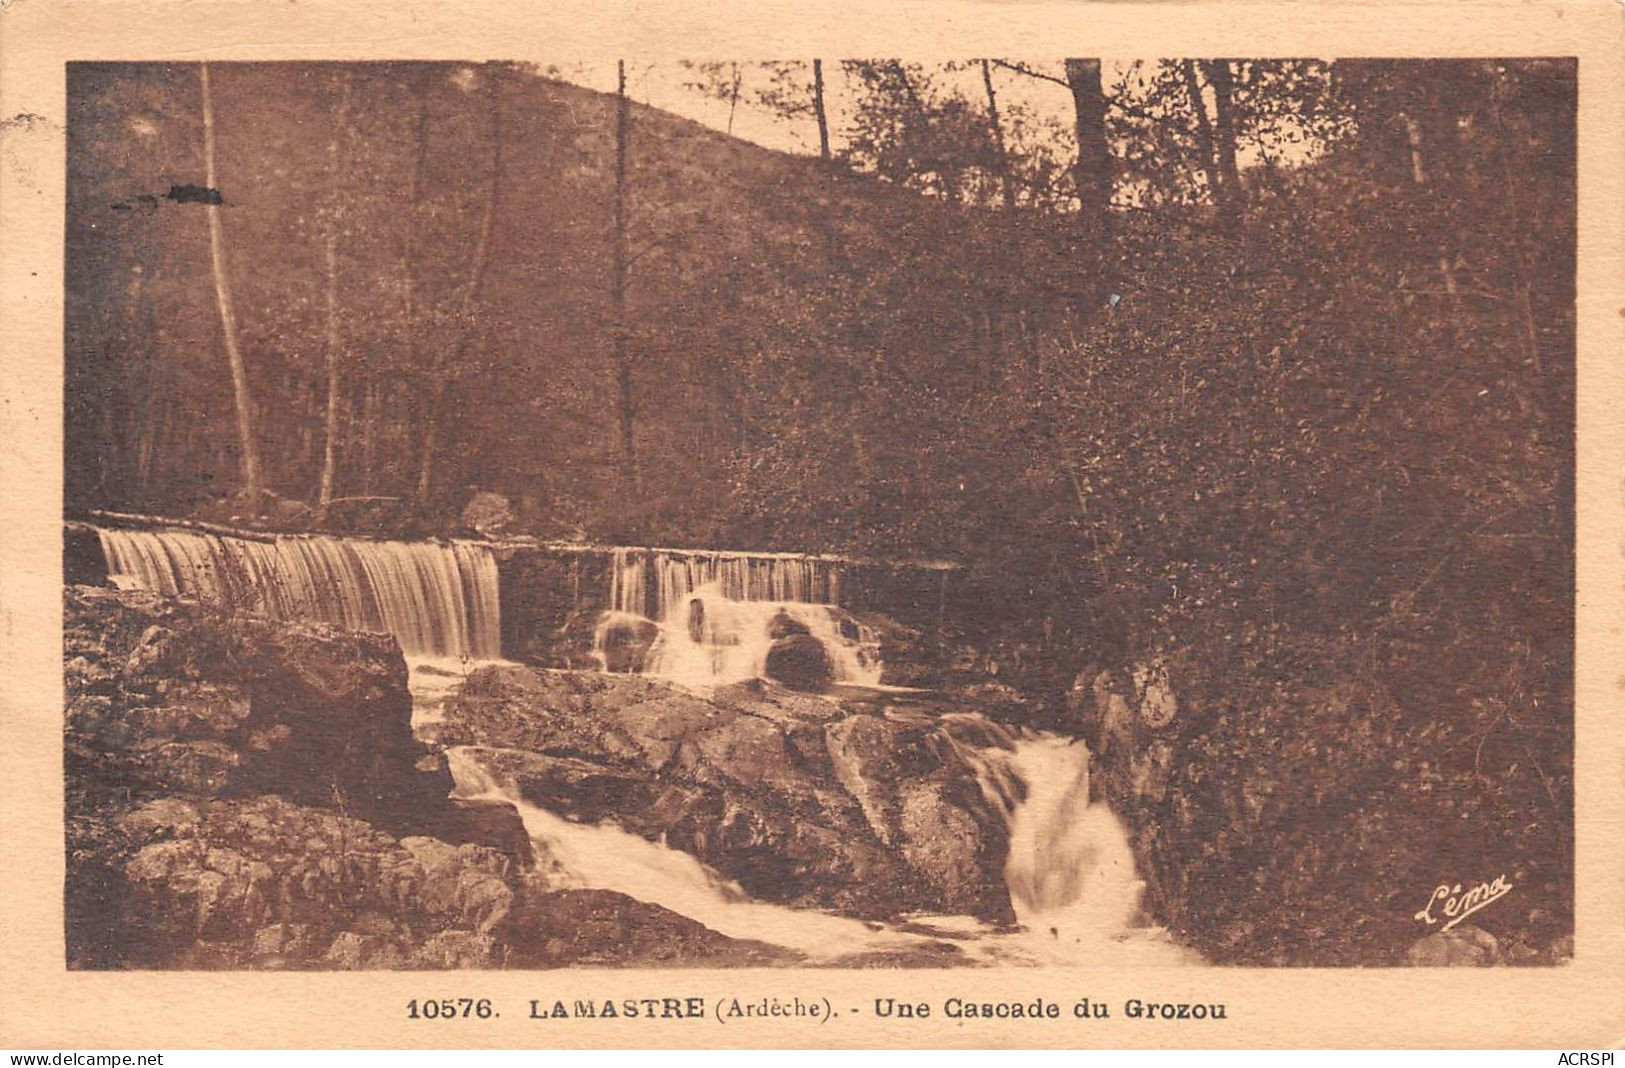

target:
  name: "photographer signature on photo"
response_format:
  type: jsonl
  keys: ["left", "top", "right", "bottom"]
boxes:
{"left": 1414, "top": 875, "right": 1514, "bottom": 932}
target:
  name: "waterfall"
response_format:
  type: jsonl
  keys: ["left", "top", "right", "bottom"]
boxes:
{"left": 606, "top": 547, "right": 841, "bottom": 618}
{"left": 949, "top": 717, "right": 1193, "bottom": 964}
{"left": 595, "top": 548, "right": 879, "bottom": 688}
{"left": 95, "top": 526, "right": 502, "bottom": 660}
{"left": 446, "top": 727, "right": 1192, "bottom": 966}
{"left": 445, "top": 747, "right": 916, "bottom": 960}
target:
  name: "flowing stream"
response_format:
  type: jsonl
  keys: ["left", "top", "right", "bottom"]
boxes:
{"left": 594, "top": 548, "right": 882, "bottom": 688}
{"left": 91, "top": 524, "right": 1193, "bottom": 965}
{"left": 445, "top": 725, "right": 1192, "bottom": 966}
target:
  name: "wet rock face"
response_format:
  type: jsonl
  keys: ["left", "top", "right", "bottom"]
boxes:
{"left": 767, "top": 609, "right": 811, "bottom": 640}
{"left": 441, "top": 665, "right": 1014, "bottom": 923}
{"left": 763, "top": 633, "right": 832, "bottom": 691}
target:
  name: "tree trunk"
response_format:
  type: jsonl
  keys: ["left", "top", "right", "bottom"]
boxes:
{"left": 199, "top": 62, "right": 264, "bottom": 500}
{"left": 418, "top": 64, "right": 502, "bottom": 507}
{"left": 1181, "top": 60, "right": 1224, "bottom": 205}
{"left": 1063, "top": 59, "right": 1111, "bottom": 229}
{"left": 981, "top": 59, "right": 1016, "bottom": 210}
{"left": 1205, "top": 60, "right": 1242, "bottom": 208}
{"left": 360, "top": 380, "right": 378, "bottom": 495}
{"left": 387, "top": 67, "right": 433, "bottom": 498}
{"left": 726, "top": 63, "right": 742, "bottom": 136}
{"left": 812, "top": 59, "right": 831, "bottom": 161}
{"left": 613, "top": 59, "right": 638, "bottom": 492}
{"left": 318, "top": 72, "right": 353, "bottom": 508}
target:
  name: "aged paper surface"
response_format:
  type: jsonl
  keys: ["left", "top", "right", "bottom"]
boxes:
{"left": 2, "top": 0, "right": 1622, "bottom": 1050}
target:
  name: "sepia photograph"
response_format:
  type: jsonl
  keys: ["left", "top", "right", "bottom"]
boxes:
{"left": 53, "top": 53, "right": 1579, "bottom": 978}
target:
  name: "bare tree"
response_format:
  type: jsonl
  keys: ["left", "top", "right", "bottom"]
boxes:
{"left": 374, "top": 66, "right": 434, "bottom": 497}
{"left": 981, "top": 59, "right": 1016, "bottom": 210}
{"left": 1063, "top": 59, "right": 1110, "bottom": 228}
{"left": 1181, "top": 61, "right": 1224, "bottom": 205}
{"left": 613, "top": 60, "right": 637, "bottom": 491}
{"left": 812, "top": 59, "right": 831, "bottom": 161}
{"left": 317, "top": 71, "right": 354, "bottom": 508}
{"left": 1206, "top": 60, "right": 1242, "bottom": 209}
{"left": 198, "top": 62, "right": 264, "bottom": 500}
{"left": 416, "top": 65, "right": 502, "bottom": 506}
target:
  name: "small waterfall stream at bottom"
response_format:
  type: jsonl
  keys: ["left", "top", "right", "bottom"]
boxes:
{"left": 437, "top": 711, "right": 1197, "bottom": 966}
{"left": 446, "top": 747, "right": 922, "bottom": 960}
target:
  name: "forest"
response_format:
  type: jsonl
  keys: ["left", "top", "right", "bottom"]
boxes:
{"left": 66, "top": 58, "right": 1575, "bottom": 961}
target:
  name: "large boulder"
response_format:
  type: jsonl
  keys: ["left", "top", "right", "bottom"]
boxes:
{"left": 763, "top": 634, "right": 832, "bottom": 691}
{"left": 68, "top": 795, "right": 518, "bottom": 970}
{"left": 767, "top": 609, "right": 811, "bottom": 640}
{"left": 594, "top": 614, "right": 659, "bottom": 674}
{"left": 440, "top": 665, "right": 1014, "bottom": 923}
{"left": 67, "top": 792, "right": 792, "bottom": 971}
{"left": 64, "top": 585, "right": 448, "bottom": 834}
{"left": 499, "top": 889, "right": 795, "bottom": 968}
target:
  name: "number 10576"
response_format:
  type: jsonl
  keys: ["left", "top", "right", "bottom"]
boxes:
{"left": 407, "top": 998, "right": 496, "bottom": 1019}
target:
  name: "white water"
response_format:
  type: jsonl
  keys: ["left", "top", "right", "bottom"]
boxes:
{"left": 642, "top": 582, "right": 882, "bottom": 688}
{"left": 95, "top": 526, "right": 501, "bottom": 659}
{"left": 96, "top": 524, "right": 1188, "bottom": 964}
{"left": 956, "top": 728, "right": 1193, "bottom": 965}
{"left": 594, "top": 547, "right": 881, "bottom": 688}
{"left": 445, "top": 724, "right": 1194, "bottom": 966}
{"left": 446, "top": 746, "right": 919, "bottom": 960}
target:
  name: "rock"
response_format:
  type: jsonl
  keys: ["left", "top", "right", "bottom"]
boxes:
{"left": 63, "top": 586, "right": 825, "bottom": 971}
{"left": 595, "top": 614, "right": 658, "bottom": 674}
{"left": 443, "top": 665, "right": 1014, "bottom": 924}
{"left": 1406, "top": 925, "right": 1503, "bottom": 966}
{"left": 763, "top": 634, "right": 832, "bottom": 691}
{"left": 1133, "top": 658, "right": 1179, "bottom": 728}
{"left": 767, "top": 609, "right": 811, "bottom": 640}
{"left": 951, "top": 680, "right": 1029, "bottom": 721}
{"left": 460, "top": 491, "right": 516, "bottom": 537}
{"left": 500, "top": 889, "right": 796, "bottom": 968}
{"left": 63, "top": 585, "right": 445, "bottom": 834}
{"left": 461, "top": 746, "right": 653, "bottom": 824}
{"left": 433, "top": 798, "right": 535, "bottom": 868}
{"left": 64, "top": 523, "right": 110, "bottom": 586}
{"left": 411, "top": 931, "right": 502, "bottom": 969}
{"left": 71, "top": 795, "right": 520, "bottom": 970}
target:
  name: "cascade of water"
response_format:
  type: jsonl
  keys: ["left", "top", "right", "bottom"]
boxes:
{"left": 446, "top": 727, "right": 1192, "bottom": 966}
{"left": 445, "top": 747, "right": 917, "bottom": 960}
{"left": 641, "top": 583, "right": 881, "bottom": 688}
{"left": 95, "top": 526, "right": 501, "bottom": 660}
{"left": 595, "top": 548, "right": 875, "bottom": 687}
{"left": 951, "top": 724, "right": 1192, "bottom": 964}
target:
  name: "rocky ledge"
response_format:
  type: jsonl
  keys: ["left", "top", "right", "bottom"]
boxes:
{"left": 436, "top": 664, "right": 1015, "bottom": 924}
{"left": 63, "top": 586, "right": 796, "bottom": 969}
